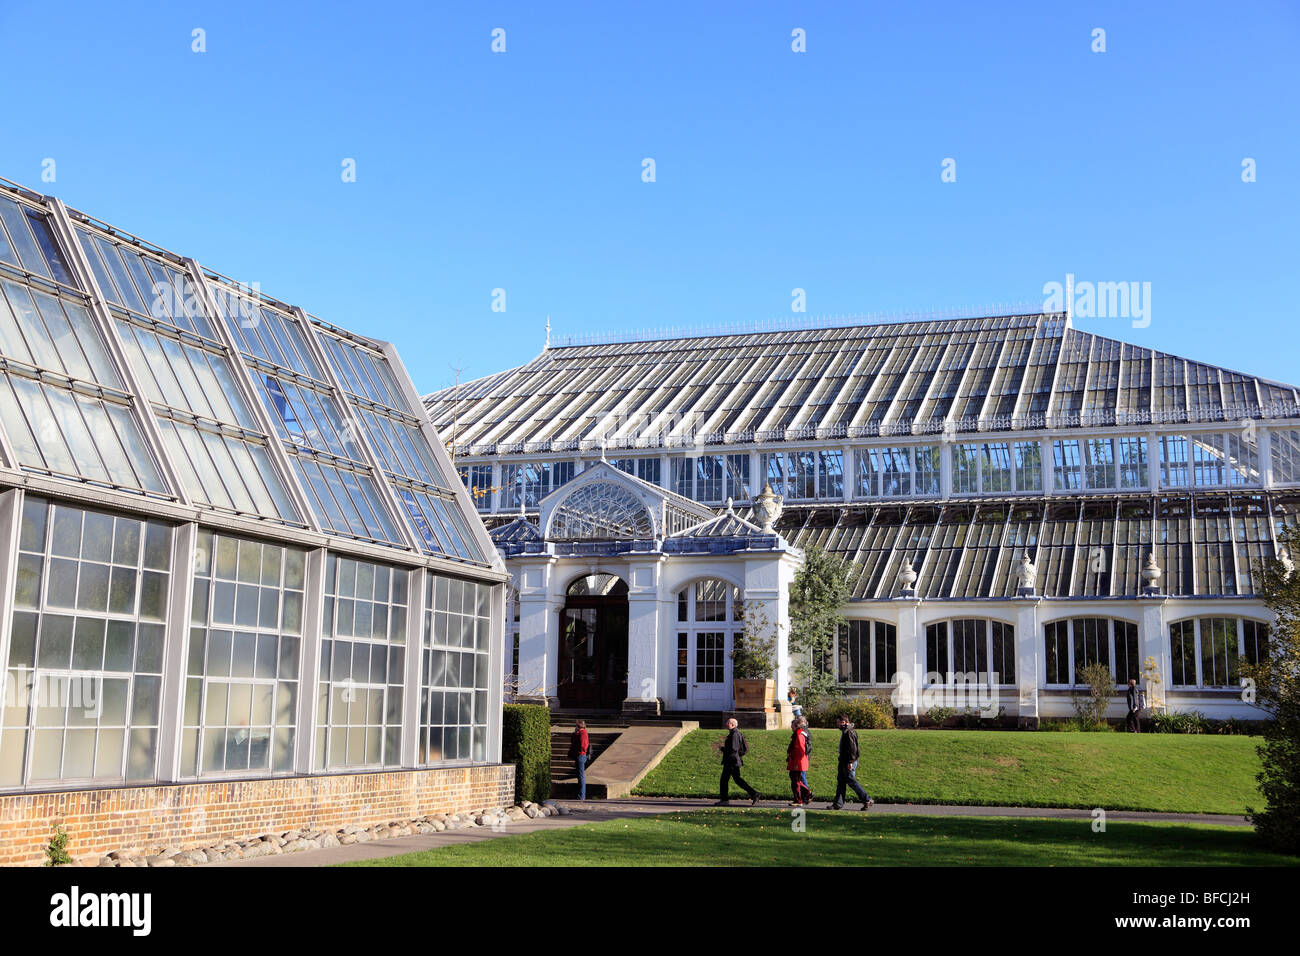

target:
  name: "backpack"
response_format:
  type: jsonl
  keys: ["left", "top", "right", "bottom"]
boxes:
{"left": 801, "top": 729, "right": 811, "bottom": 756}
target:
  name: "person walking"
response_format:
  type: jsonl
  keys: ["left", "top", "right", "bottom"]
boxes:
{"left": 786, "top": 716, "right": 813, "bottom": 806}
{"left": 1126, "top": 679, "right": 1141, "bottom": 733}
{"left": 828, "top": 714, "right": 874, "bottom": 811}
{"left": 715, "top": 717, "right": 760, "bottom": 806}
{"left": 569, "top": 719, "right": 590, "bottom": 800}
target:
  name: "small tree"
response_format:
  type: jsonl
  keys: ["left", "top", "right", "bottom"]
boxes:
{"left": 730, "top": 601, "right": 777, "bottom": 679}
{"left": 1244, "top": 526, "right": 1300, "bottom": 854}
{"left": 1072, "top": 662, "right": 1116, "bottom": 728}
{"left": 789, "top": 547, "right": 852, "bottom": 709}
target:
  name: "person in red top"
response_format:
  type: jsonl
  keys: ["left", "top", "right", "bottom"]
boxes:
{"left": 569, "top": 720, "right": 590, "bottom": 800}
{"left": 786, "top": 716, "right": 812, "bottom": 806}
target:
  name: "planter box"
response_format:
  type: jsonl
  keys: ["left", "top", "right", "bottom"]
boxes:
{"left": 733, "top": 678, "right": 776, "bottom": 711}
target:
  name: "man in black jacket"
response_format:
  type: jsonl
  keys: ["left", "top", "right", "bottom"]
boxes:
{"left": 1126, "top": 679, "right": 1141, "bottom": 732}
{"left": 828, "top": 715, "right": 874, "bottom": 810}
{"left": 715, "top": 718, "right": 760, "bottom": 806}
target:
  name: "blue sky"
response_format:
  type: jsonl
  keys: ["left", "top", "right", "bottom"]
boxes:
{"left": 2, "top": 0, "right": 1296, "bottom": 393}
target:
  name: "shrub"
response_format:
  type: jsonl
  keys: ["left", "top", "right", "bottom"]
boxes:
{"left": 925, "top": 706, "right": 956, "bottom": 726}
{"left": 1038, "top": 717, "right": 1115, "bottom": 732}
{"left": 1072, "top": 662, "right": 1116, "bottom": 729}
{"left": 501, "top": 703, "right": 551, "bottom": 803}
{"left": 1216, "top": 716, "right": 1252, "bottom": 736}
{"left": 1149, "top": 710, "right": 1210, "bottom": 734}
{"left": 808, "top": 695, "right": 895, "bottom": 730}
{"left": 44, "top": 824, "right": 72, "bottom": 867}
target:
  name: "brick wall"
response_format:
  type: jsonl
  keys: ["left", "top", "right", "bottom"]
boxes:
{"left": 0, "top": 763, "right": 516, "bottom": 867}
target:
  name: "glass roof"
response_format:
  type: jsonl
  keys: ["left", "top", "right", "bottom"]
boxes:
{"left": 0, "top": 181, "right": 490, "bottom": 568}
{"left": 764, "top": 493, "right": 1296, "bottom": 601}
{"left": 427, "top": 314, "right": 1300, "bottom": 456}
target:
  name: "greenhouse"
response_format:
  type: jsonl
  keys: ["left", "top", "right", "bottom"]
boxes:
{"left": 427, "top": 313, "right": 1297, "bottom": 723}
{"left": 0, "top": 178, "right": 506, "bottom": 798}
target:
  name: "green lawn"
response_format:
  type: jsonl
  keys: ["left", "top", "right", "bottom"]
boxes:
{"left": 633, "top": 729, "right": 1262, "bottom": 815}
{"left": 340, "top": 810, "right": 1295, "bottom": 867}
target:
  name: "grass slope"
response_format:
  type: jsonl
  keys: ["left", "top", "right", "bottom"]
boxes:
{"left": 632, "top": 729, "right": 1262, "bottom": 815}
{"left": 341, "top": 810, "right": 1295, "bottom": 867}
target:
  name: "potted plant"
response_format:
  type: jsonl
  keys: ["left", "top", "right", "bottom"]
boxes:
{"left": 731, "top": 602, "right": 778, "bottom": 711}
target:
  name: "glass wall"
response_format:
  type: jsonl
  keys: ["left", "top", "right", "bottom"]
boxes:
{"left": 1042, "top": 617, "right": 1139, "bottom": 687}
{"left": 419, "top": 575, "right": 492, "bottom": 763}
{"left": 855, "top": 446, "right": 941, "bottom": 498}
{"left": 923, "top": 619, "right": 1015, "bottom": 686}
{"left": 316, "top": 555, "right": 409, "bottom": 769}
{"left": 1169, "top": 617, "right": 1269, "bottom": 689}
{"left": 1, "top": 497, "right": 171, "bottom": 788}
{"left": 502, "top": 460, "right": 574, "bottom": 510}
{"left": 180, "top": 530, "right": 305, "bottom": 777}
{"left": 836, "top": 620, "right": 896, "bottom": 685}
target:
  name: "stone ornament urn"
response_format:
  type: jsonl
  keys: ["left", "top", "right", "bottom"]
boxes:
{"left": 1141, "top": 552, "right": 1162, "bottom": 594}
{"left": 753, "top": 482, "right": 783, "bottom": 532}
{"left": 898, "top": 559, "right": 917, "bottom": 596}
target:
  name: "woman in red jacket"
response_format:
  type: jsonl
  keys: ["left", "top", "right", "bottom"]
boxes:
{"left": 569, "top": 720, "right": 590, "bottom": 801}
{"left": 786, "top": 717, "right": 812, "bottom": 806}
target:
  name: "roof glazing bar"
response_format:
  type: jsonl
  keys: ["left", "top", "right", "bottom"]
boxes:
{"left": 45, "top": 198, "right": 189, "bottom": 504}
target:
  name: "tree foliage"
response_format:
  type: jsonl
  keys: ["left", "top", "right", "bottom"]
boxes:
{"left": 788, "top": 547, "right": 852, "bottom": 708}
{"left": 1245, "top": 525, "right": 1300, "bottom": 854}
{"left": 730, "top": 601, "right": 778, "bottom": 680}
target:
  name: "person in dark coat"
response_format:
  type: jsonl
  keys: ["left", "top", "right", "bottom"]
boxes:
{"left": 828, "top": 715, "right": 874, "bottom": 810}
{"left": 1126, "top": 679, "right": 1141, "bottom": 733}
{"left": 568, "top": 719, "right": 590, "bottom": 800}
{"left": 786, "top": 716, "right": 813, "bottom": 806}
{"left": 715, "top": 717, "right": 759, "bottom": 806}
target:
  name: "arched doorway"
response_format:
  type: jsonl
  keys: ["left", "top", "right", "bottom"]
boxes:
{"left": 558, "top": 573, "right": 629, "bottom": 709}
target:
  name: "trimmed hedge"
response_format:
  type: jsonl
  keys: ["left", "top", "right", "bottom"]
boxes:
{"left": 502, "top": 704, "right": 551, "bottom": 803}
{"left": 808, "top": 695, "right": 895, "bottom": 730}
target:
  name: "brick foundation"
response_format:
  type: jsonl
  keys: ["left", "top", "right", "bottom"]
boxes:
{"left": 0, "top": 764, "right": 516, "bottom": 867}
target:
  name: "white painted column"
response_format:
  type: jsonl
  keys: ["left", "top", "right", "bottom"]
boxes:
{"left": 894, "top": 598, "right": 921, "bottom": 724}
{"left": 400, "top": 567, "right": 425, "bottom": 768}
{"left": 156, "top": 521, "right": 197, "bottom": 781}
{"left": 624, "top": 558, "right": 663, "bottom": 714}
{"left": 1147, "top": 430, "right": 1161, "bottom": 491}
{"left": 0, "top": 489, "right": 23, "bottom": 750}
{"left": 1014, "top": 598, "right": 1040, "bottom": 727}
{"left": 743, "top": 555, "right": 794, "bottom": 706}
{"left": 1042, "top": 437, "right": 1054, "bottom": 494}
{"left": 842, "top": 444, "right": 854, "bottom": 502}
{"left": 487, "top": 579, "right": 507, "bottom": 762}
{"left": 515, "top": 558, "right": 559, "bottom": 704}
{"left": 1259, "top": 426, "right": 1273, "bottom": 487}
{"left": 940, "top": 440, "right": 953, "bottom": 499}
{"left": 295, "top": 547, "right": 328, "bottom": 773}
{"left": 1139, "top": 596, "right": 1168, "bottom": 712}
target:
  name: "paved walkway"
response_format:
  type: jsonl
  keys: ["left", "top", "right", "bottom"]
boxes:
{"left": 210, "top": 798, "right": 1248, "bottom": 867}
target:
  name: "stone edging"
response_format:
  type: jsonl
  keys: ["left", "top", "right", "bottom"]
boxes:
{"left": 95, "top": 800, "right": 569, "bottom": 867}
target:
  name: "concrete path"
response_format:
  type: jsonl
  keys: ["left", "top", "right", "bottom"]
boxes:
{"left": 580, "top": 722, "right": 697, "bottom": 798}
{"left": 209, "top": 797, "right": 1248, "bottom": 867}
